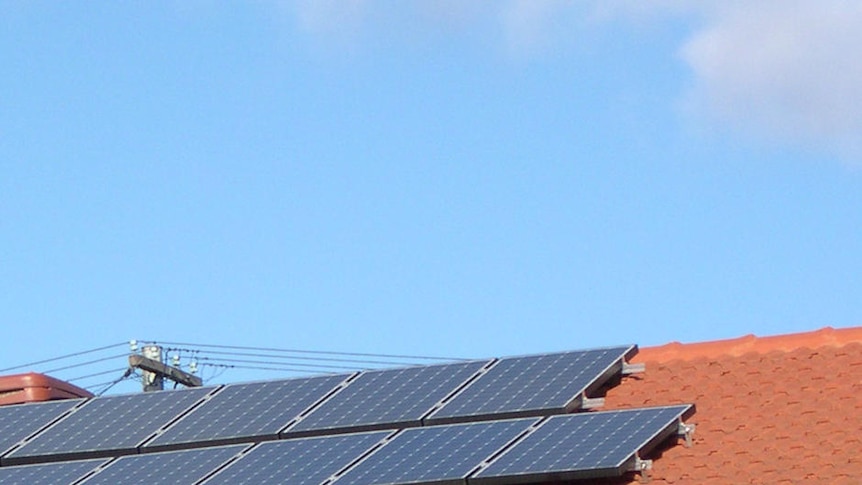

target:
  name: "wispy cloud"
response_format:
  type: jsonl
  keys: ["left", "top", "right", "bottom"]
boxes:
{"left": 678, "top": 1, "right": 862, "bottom": 159}
{"left": 281, "top": 0, "right": 862, "bottom": 161}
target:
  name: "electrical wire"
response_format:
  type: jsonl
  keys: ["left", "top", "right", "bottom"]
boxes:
{"left": 146, "top": 341, "right": 467, "bottom": 362}
{"left": 199, "top": 363, "right": 339, "bottom": 375}
{"left": 66, "top": 368, "right": 130, "bottom": 382}
{"left": 0, "top": 341, "right": 129, "bottom": 373}
{"left": 194, "top": 356, "right": 361, "bottom": 371}
{"left": 163, "top": 347, "right": 424, "bottom": 367}
{"left": 85, "top": 369, "right": 137, "bottom": 396}
{"left": 44, "top": 353, "right": 130, "bottom": 374}
{"left": 2, "top": 339, "right": 469, "bottom": 396}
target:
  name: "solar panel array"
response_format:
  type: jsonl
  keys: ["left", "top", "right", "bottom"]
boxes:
{"left": 146, "top": 374, "right": 350, "bottom": 449}
{"left": 81, "top": 444, "right": 249, "bottom": 485}
{"left": 427, "top": 346, "right": 634, "bottom": 424}
{"left": 0, "top": 345, "right": 696, "bottom": 485}
{"left": 286, "top": 360, "right": 490, "bottom": 437}
{"left": 5, "top": 386, "right": 213, "bottom": 464}
{"left": 473, "top": 405, "right": 693, "bottom": 483}
{"left": 0, "top": 399, "right": 81, "bottom": 457}
{"left": 0, "top": 458, "right": 106, "bottom": 484}
{"left": 203, "top": 431, "right": 391, "bottom": 484}
{"left": 333, "top": 418, "right": 538, "bottom": 485}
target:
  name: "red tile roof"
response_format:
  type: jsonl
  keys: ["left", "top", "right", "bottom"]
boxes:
{"left": 604, "top": 326, "right": 862, "bottom": 484}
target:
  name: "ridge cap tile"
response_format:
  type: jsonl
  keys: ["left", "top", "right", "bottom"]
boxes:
{"left": 636, "top": 326, "right": 862, "bottom": 363}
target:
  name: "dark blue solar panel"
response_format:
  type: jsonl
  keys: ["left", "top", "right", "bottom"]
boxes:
{"left": 428, "top": 346, "right": 634, "bottom": 423}
{"left": 204, "top": 431, "right": 390, "bottom": 485}
{"left": 333, "top": 418, "right": 537, "bottom": 485}
{"left": 80, "top": 444, "right": 248, "bottom": 485}
{"left": 6, "top": 387, "right": 212, "bottom": 462}
{"left": 145, "top": 374, "right": 349, "bottom": 449}
{"left": 472, "top": 405, "right": 693, "bottom": 483}
{"left": 0, "top": 399, "right": 81, "bottom": 456}
{"left": 0, "top": 458, "right": 106, "bottom": 483}
{"left": 286, "top": 361, "right": 489, "bottom": 437}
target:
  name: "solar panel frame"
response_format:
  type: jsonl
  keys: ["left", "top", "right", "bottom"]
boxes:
{"left": 143, "top": 373, "right": 353, "bottom": 452}
{"left": 202, "top": 430, "right": 392, "bottom": 485}
{"left": 79, "top": 444, "right": 250, "bottom": 485}
{"left": 426, "top": 346, "right": 637, "bottom": 425}
{"left": 4, "top": 386, "right": 215, "bottom": 465}
{"left": 470, "top": 404, "right": 695, "bottom": 484}
{"left": 332, "top": 418, "right": 540, "bottom": 485}
{"left": 0, "top": 398, "right": 83, "bottom": 459}
{"left": 284, "top": 360, "right": 491, "bottom": 438}
{"left": 0, "top": 458, "right": 107, "bottom": 484}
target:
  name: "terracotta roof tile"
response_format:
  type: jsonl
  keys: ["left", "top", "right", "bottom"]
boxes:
{"left": 603, "top": 326, "right": 862, "bottom": 484}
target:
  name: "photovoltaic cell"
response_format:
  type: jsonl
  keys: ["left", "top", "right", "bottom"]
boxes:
{"left": 204, "top": 431, "right": 390, "bottom": 485}
{"left": 428, "top": 346, "right": 634, "bottom": 423}
{"left": 333, "top": 418, "right": 538, "bottom": 485}
{"left": 146, "top": 374, "right": 349, "bottom": 449}
{"left": 0, "top": 458, "right": 106, "bottom": 484}
{"left": 286, "top": 361, "right": 489, "bottom": 436}
{"left": 80, "top": 444, "right": 248, "bottom": 485}
{"left": 472, "top": 405, "right": 694, "bottom": 483}
{"left": 6, "top": 387, "right": 212, "bottom": 462}
{"left": 0, "top": 399, "right": 81, "bottom": 456}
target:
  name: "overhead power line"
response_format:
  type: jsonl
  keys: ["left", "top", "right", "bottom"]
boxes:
{"left": 163, "top": 348, "right": 425, "bottom": 367}
{"left": 44, "top": 353, "right": 130, "bottom": 374}
{"left": 193, "top": 356, "right": 357, "bottom": 372}
{"left": 1, "top": 339, "right": 472, "bottom": 396}
{"left": 0, "top": 342, "right": 128, "bottom": 373}
{"left": 146, "top": 341, "right": 468, "bottom": 362}
{"left": 66, "top": 368, "right": 131, "bottom": 383}
{"left": 199, "top": 362, "right": 341, "bottom": 375}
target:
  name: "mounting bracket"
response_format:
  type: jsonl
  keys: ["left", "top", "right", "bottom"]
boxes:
{"left": 621, "top": 361, "right": 646, "bottom": 375}
{"left": 578, "top": 392, "right": 605, "bottom": 410}
{"left": 629, "top": 456, "right": 653, "bottom": 484}
{"left": 678, "top": 422, "right": 696, "bottom": 448}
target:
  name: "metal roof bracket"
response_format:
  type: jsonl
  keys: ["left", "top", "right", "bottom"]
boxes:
{"left": 621, "top": 361, "right": 646, "bottom": 375}
{"left": 579, "top": 392, "right": 605, "bottom": 410}
{"left": 629, "top": 456, "right": 653, "bottom": 484}
{"left": 678, "top": 421, "right": 696, "bottom": 448}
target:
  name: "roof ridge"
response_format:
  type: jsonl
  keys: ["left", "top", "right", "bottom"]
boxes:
{"left": 636, "top": 325, "right": 862, "bottom": 363}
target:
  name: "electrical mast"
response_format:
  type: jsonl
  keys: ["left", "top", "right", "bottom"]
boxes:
{"left": 128, "top": 342, "right": 202, "bottom": 392}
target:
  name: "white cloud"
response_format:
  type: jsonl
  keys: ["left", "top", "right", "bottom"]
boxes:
{"left": 284, "top": 1, "right": 580, "bottom": 54}
{"left": 498, "top": 0, "right": 571, "bottom": 55}
{"left": 291, "top": 0, "right": 369, "bottom": 36}
{"left": 280, "top": 0, "right": 862, "bottom": 160}
{"left": 678, "top": 1, "right": 862, "bottom": 159}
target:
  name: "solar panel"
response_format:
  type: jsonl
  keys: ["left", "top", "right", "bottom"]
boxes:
{"left": 0, "top": 458, "right": 106, "bottom": 484}
{"left": 145, "top": 374, "right": 350, "bottom": 450}
{"left": 0, "top": 399, "right": 81, "bottom": 457}
{"left": 427, "top": 346, "right": 635, "bottom": 424}
{"left": 286, "top": 360, "right": 490, "bottom": 437}
{"left": 472, "top": 405, "right": 694, "bottom": 483}
{"left": 333, "top": 418, "right": 538, "bottom": 485}
{"left": 203, "top": 431, "right": 390, "bottom": 485}
{"left": 79, "top": 444, "right": 248, "bottom": 485}
{"left": 5, "top": 386, "right": 213, "bottom": 464}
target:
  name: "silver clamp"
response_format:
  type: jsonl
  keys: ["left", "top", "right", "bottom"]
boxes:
{"left": 630, "top": 456, "right": 653, "bottom": 483}
{"left": 678, "top": 422, "right": 696, "bottom": 448}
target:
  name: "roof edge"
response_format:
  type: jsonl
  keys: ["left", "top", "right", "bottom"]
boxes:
{"left": 0, "top": 372, "right": 93, "bottom": 404}
{"left": 636, "top": 326, "right": 862, "bottom": 363}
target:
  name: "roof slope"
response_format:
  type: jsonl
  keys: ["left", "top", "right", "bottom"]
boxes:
{"left": 604, "top": 326, "right": 862, "bottom": 484}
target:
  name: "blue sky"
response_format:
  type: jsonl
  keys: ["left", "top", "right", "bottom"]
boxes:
{"left": 1, "top": 2, "right": 860, "bottom": 390}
